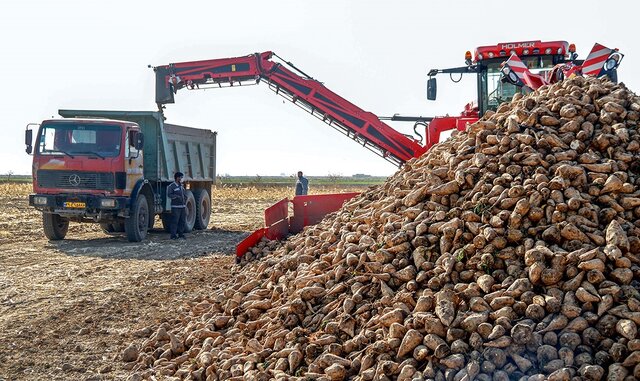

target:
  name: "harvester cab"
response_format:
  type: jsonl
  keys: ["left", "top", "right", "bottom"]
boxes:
{"left": 427, "top": 40, "right": 623, "bottom": 116}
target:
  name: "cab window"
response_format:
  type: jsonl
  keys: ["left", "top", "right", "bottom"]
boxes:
{"left": 484, "top": 63, "right": 519, "bottom": 112}
{"left": 38, "top": 122, "right": 121, "bottom": 157}
{"left": 480, "top": 55, "right": 558, "bottom": 113}
{"left": 125, "top": 128, "right": 141, "bottom": 158}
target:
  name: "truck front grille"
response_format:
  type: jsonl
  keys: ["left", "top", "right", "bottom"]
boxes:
{"left": 37, "top": 170, "right": 115, "bottom": 191}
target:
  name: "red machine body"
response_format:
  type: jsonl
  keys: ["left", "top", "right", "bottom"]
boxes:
{"left": 474, "top": 40, "right": 570, "bottom": 61}
{"left": 155, "top": 52, "right": 441, "bottom": 167}
{"left": 235, "top": 192, "right": 359, "bottom": 259}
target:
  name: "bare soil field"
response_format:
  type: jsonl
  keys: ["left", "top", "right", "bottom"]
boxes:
{"left": 0, "top": 183, "right": 366, "bottom": 380}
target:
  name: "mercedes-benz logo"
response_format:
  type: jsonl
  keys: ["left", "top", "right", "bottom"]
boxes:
{"left": 68, "top": 174, "right": 81, "bottom": 187}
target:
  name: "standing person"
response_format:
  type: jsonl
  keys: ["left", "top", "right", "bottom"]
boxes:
{"left": 167, "top": 172, "right": 187, "bottom": 239}
{"left": 295, "top": 171, "right": 309, "bottom": 196}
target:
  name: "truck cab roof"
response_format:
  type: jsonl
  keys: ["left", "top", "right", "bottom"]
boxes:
{"left": 42, "top": 117, "right": 139, "bottom": 126}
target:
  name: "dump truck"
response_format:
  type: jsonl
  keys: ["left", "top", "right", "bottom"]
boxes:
{"left": 25, "top": 109, "right": 217, "bottom": 242}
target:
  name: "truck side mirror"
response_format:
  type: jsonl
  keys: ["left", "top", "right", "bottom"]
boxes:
{"left": 128, "top": 130, "right": 144, "bottom": 150}
{"left": 25, "top": 128, "right": 33, "bottom": 154}
{"left": 427, "top": 77, "right": 437, "bottom": 101}
{"left": 135, "top": 132, "right": 144, "bottom": 150}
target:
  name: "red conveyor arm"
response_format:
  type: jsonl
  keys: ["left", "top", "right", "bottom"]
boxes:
{"left": 154, "top": 52, "right": 426, "bottom": 166}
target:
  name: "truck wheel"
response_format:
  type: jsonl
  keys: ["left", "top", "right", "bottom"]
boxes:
{"left": 43, "top": 213, "right": 69, "bottom": 240}
{"left": 184, "top": 190, "right": 196, "bottom": 233}
{"left": 125, "top": 195, "right": 149, "bottom": 242}
{"left": 193, "top": 189, "right": 211, "bottom": 230}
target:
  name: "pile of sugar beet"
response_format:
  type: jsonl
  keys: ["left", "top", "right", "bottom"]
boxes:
{"left": 127, "top": 76, "right": 640, "bottom": 381}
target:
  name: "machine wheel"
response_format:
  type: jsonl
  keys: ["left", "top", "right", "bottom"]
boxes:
{"left": 193, "top": 189, "right": 211, "bottom": 230}
{"left": 100, "top": 220, "right": 125, "bottom": 234}
{"left": 184, "top": 190, "right": 196, "bottom": 233}
{"left": 125, "top": 195, "right": 149, "bottom": 242}
{"left": 43, "top": 213, "right": 69, "bottom": 240}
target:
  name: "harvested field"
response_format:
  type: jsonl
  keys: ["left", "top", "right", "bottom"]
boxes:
{"left": 0, "top": 183, "right": 368, "bottom": 380}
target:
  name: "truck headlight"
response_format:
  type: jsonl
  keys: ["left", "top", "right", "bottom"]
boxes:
{"left": 100, "top": 198, "right": 116, "bottom": 208}
{"left": 34, "top": 196, "right": 48, "bottom": 205}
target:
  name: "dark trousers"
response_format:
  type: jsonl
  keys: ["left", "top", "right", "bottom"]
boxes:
{"left": 170, "top": 207, "right": 186, "bottom": 237}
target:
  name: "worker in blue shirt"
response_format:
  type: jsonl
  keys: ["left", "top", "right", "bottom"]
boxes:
{"left": 295, "top": 171, "right": 309, "bottom": 196}
{"left": 167, "top": 172, "right": 187, "bottom": 239}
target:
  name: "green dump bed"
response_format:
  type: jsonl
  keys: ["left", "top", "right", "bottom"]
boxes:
{"left": 58, "top": 109, "right": 216, "bottom": 182}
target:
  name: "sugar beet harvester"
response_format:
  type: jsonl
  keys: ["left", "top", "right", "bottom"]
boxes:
{"left": 150, "top": 40, "right": 622, "bottom": 257}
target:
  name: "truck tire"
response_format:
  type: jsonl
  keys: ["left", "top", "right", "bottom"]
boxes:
{"left": 184, "top": 190, "right": 196, "bottom": 233}
{"left": 125, "top": 195, "right": 149, "bottom": 242}
{"left": 193, "top": 189, "right": 211, "bottom": 230}
{"left": 43, "top": 213, "right": 69, "bottom": 240}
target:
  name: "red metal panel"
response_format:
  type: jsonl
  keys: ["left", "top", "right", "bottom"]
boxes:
{"left": 264, "top": 198, "right": 290, "bottom": 239}
{"left": 264, "top": 198, "right": 289, "bottom": 226}
{"left": 237, "top": 198, "right": 291, "bottom": 260}
{"left": 236, "top": 228, "right": 266, "bottom": 258}
{"left": 290, "top": 193, "right": 359, "bottom": 233}
{"left": 237, "top": 193, "right": 359, "bottom": 259}
{"left": 266, "top": 219, "right": 290, "bottom": 241}
{"left": 474, "top": 41, "right": 568, "bottom": 61}
{"left": 425, "top": 116, "right": 478, "bottom": 150}
{"left": 502, "top": 54, "right": 547, "bottom": 90}
{"left": 581, "top": 43, "right": 613, "bottom": 77}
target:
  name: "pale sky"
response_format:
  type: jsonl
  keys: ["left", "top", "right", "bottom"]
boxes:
{"left": 2, "top": 0, "right": 638, "bottom": 176}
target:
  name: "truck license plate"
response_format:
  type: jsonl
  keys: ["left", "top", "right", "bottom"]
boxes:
{"left": 64, "top": 201, "right": 86, "bottom": 208}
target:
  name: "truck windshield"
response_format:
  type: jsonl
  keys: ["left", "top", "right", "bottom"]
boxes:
{"left": 38, "top": 123, "right": 121, "bottom": 157}
{"left": 480, "top": 55, "right": 557, "bottom": 113}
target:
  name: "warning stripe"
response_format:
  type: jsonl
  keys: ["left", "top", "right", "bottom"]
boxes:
{"left": 504, "top": 54, "right": 528, "bottom": 82}
{"left": 581, "top": 43, "right": 613, "bottom": 76}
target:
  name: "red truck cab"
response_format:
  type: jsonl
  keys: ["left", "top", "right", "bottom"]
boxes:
{"left": 27, "top": 117, "right": 145, "bottom": 240}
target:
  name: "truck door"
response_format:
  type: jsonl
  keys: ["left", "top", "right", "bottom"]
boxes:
{"left": 125, "top": 127, "right": 144, "bottom": 195}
